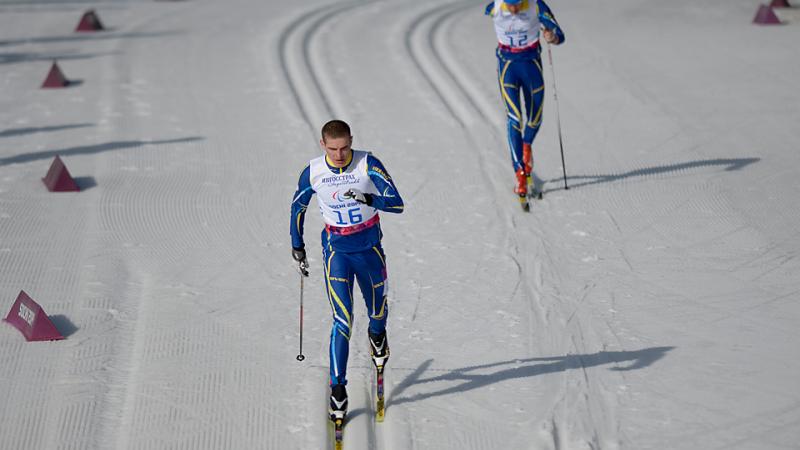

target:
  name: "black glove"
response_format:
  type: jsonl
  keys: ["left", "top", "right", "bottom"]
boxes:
{"left": 292, "top": 247, "right": 309, "bottom": 276}
{"left": 343, "top": 188, "right": 372, "bottom": 206}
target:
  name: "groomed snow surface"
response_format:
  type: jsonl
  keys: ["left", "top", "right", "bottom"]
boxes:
{"left": 2, "top": 0, "right": 799, "bottom": 448}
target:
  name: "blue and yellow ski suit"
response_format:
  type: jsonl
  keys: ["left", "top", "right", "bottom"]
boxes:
{"left": 486, "top": 0, "right": 565, "bottom": 172}
{"left": 290, "top": 151, "right": 403, "bottom": 386}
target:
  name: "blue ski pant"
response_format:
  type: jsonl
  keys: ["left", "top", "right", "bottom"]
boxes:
{"left": 322, "top": 244, "right": 388, "bottom": 386}
{"left": 497, "top": 48, "right": 545, "bottom": 172}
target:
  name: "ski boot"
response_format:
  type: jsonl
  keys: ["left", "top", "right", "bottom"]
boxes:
{"left": 514, "top": 168, "right": 528, "bottom": 196}
{"left": 522, "top": 143, "right": 541, "bottom": 199}
{"left": 329, "top": 383, "right": 346, "bottom": 448}
{"left": 522, "top": 142, "right": 533, "bottom": 185}
{"left": 514, "top": 168, "right": 529, "bottom": 210}
{"left": 329, "top": 384, "right": 348, "bottom": 422}
{"left": 368, "top": 331, "right": 390, "bottom": 369}
{"left": 369, "top": 331, "right": 389, "bottom": 421}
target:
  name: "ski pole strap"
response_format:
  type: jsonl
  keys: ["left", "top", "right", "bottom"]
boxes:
{"left": 325, "top": 214, "right": 380, "bottom": 236}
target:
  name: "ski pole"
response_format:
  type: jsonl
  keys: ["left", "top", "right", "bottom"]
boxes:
{"left": 546, "top": 41, "right": 569, "bottom": 190}
{"left": 296, "top": 265, "right": 308, "bottom": 362}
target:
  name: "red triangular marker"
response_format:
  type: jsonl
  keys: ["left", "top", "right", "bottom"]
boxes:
{"left": 770, "top": 0, "right": 791, "bottom": 8}
{"left": 41, "top": 61, "right": 69, "bottom": 88}
{"left": 753, "top": 4, "right": 782, "bottom": 24}
{"left": 75, "top": 10, "right": 104, "bottom": 32}
{"left": 3, "top": 291, "right": 65, "bottom": 341}
{"left": 42, "top": 155, "right": 80, "bottom": 192}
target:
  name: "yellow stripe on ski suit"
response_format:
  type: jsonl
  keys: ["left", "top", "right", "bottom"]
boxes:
{"left": 370, "top": 247, "right": 387, "bottom": 319}
{"left": 372, "top": 246, "right": 386, "bottom": 267}
{"left": 499, "top": 60, "right": 523, "bottom": 131}
{"left": 325, "top": 250, "right": 351, "bottom": 337}
{"left": 528, "top": 59, "right": 544, "bottom": 127}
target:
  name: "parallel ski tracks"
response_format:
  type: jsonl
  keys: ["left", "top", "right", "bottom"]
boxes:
{"left": 404, "top": 0, "right": 514, "bottom": 242}
{"left": 277, "top": 3, "right": 340, "bottom": 133}
{"left": 278, "top": 0, "right": 369, "bottom": 138}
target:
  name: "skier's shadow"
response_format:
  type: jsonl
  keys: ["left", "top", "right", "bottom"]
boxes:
{"left": 385, "top": 346, "right": 674, "bottom": 410}
{"left": 536, "top": 157, "right": 760, "bottom": 194}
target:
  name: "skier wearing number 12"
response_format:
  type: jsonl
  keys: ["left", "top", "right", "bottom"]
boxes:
{"left": 485, "top": 0, "right": 565, "bottom": 207}
{"left": 289, "top": 120, "right": 404, "bottom": 432}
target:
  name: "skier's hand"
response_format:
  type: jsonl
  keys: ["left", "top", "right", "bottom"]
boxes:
{"left": 343, "top": 188, "right": 372, "bottom": 206}
{"left": 542, "top": 28, "right": 560, "bottom": 44}
{"left": 292, "top": 247, "right": 309, "bottom": 276}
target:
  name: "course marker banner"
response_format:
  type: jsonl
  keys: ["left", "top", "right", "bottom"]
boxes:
{"left": 3, "top": 291, "right": 65, "bottom": 341}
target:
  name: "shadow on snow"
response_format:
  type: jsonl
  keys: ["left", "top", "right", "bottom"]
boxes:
{"left": 345, "top": 346, "right": 673, "bottom": 420}
{"left": 0, "top": 50, "right": 117, "bottom": 65}
{"left": 0, "top": 123, "right": 94, "bottom": 138}
{"left": 0, "top": 136, "right": 204, "bottom": 166}
{"left": 391, "top": 346, "right": 673, "bottom": 407}
{"left": 539, "top": 158, "right": 760, "bottom": 194}
{"left": 0, "top": 30, "right": 181, "bottom": 47}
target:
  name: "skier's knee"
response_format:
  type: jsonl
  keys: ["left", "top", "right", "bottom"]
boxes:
{"left": 333, "top": 321, "right": 351, "bottom": 341}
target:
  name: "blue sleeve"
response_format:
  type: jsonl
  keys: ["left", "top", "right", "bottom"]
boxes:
{"left": 290, "top": 165, "right": 314, "bottom": 249}
{"left": 484, "top": 1, "right": 495, "bottom": 16}
{"left": 366, "top": 155, "right": 404, "bottom": 214}
{"left": 538, "top": 0, "right": 565, "bottom": 44}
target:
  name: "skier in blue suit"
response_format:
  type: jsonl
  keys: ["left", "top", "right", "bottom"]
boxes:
{"left": 290, "top": 119, "right": 403, "bottom": 423}
{"left": 485, "top": 0, "right": 565, "bottom": 200}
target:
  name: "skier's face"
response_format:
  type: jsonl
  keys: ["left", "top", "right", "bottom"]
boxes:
{"left": 321, "top": 135, "right": 353, "bottom": 168}
{"left": 507, "top": 4, "right": 521, "bottom": 14}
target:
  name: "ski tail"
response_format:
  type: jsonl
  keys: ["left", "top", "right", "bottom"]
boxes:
{"left": 376, "top": 366, "right": 385, "bottom": 422}
{"left": 330, "top": 417, "right": 344, "bottom": 450}
{"left": 519, "top": 193, "right": 530, "bottom": 211}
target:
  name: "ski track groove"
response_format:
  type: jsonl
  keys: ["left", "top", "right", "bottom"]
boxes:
{"left": 407, "top": 0, "right": 511, "bottom": 228}
{"left": 278, "top": 0, "right": 360, "bottom": 134}
{"left": 403, "top": 2, "right": 464, "bottom": 125}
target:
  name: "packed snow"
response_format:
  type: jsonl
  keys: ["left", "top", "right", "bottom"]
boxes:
{"left": 2, "top": 0, "right": 800, "bottom": 448}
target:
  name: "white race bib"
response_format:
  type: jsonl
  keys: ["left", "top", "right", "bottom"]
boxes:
{"left": 309, "top": 150, "right": 378, "bottom": 228}
{"left": 492, "top": 0, "right": 541, "bottom": 49}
